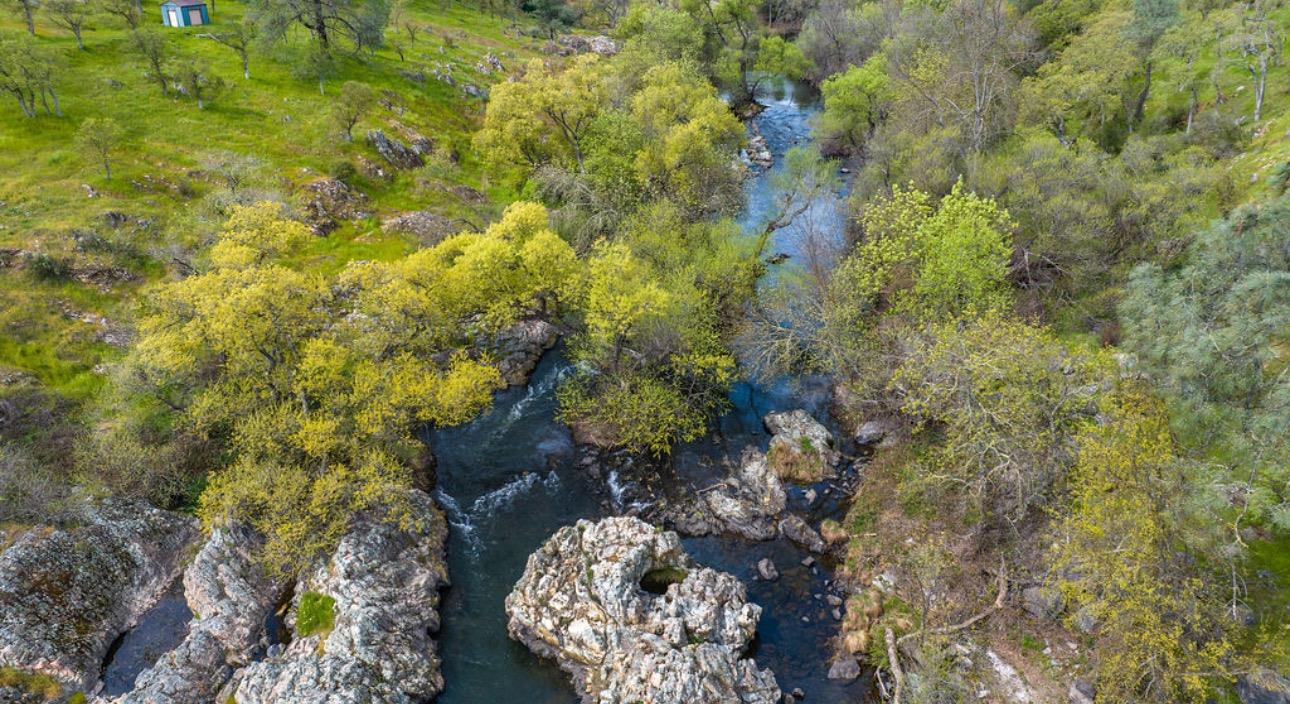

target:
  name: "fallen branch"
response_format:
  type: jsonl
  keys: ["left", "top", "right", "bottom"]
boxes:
{"left": 885, "top": 627, "right": 904, "bottom": 704}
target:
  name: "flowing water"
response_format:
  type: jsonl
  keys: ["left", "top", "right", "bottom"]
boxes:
{"left": 99, "top": 76, "right": 865, "bottom": 703}
{"left": 430, "top": 78, "right": 872, "bottom": 703}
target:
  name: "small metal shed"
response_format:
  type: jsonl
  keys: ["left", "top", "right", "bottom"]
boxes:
{"left": 161, "top": 0, "right": 208, "bottom": 27}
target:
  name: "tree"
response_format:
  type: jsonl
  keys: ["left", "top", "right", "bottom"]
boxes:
{"left": 101, "top": 0, "right": 140, "bottom": 29}
{"left": 251, "top": 0, "right": 391, "bottom": 54}
{"left": 817, "top": 55, "right": 892, "bottom": 154}
{"left": 129, "top": 201, "right": 579, "bottom": 573}
{"left": 0, "top": 33, "right": 62, "bottom": 117}
{"left": 174, "top": 61, "right": 226, "bottom": 109}
{"left": 475, "top": 55, "right": 609, "bottom": 172}
{"left": 1223, "top": 0, "right": 1282, "bottom": 122}
{"left": 43, "top": 0, "right": 87, "bottom": 48}
{"left": 1126, "top": 0, "right": 1179, "bottom": 125}
{"left": 132, "top": 29, "right": 171, "bottom": 96}
{"left": 892, "top": 313, "right": 1103, "bottom": 529}
{"left": 1053, "top": 387, "right": 1232, "bottom": 703}
{"left": 1119, "top": 194, "right": 1290, "bottom": 532}
{"left": 76, "top": 117, "right": 122, "bottom": 179}
{"left": 5, "top": 0, "right": 37, "bottom": 36}
{"left": 201, "top": 20, "right": 257, "bottom": 79}
{"left": 292, "top": 48, "right": 335, "bottom": 94}
{"left": 330, "top": 80, "right": 376, "bottom": 141}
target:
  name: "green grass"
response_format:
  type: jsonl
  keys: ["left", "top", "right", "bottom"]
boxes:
{"left": 0, "top": 666, "right": 63, "bottom": 701}
{"left": 295, "top": 591, "right": 336, "bottom": 638}
{"left": 0, "top": 0, "right": 542, "bottom": 395}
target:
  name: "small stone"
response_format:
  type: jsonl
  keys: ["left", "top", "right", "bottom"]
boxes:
{"left": 825, "top": 595, "right": 843, "bottom": 607}
{"left": 831, "top": 609, "right": 841, "bottom": 621}
{"left": 801, "top": 556, "right": 815, "bottom": 567}
{"left": 803, "top": 489, "right": 817, "bottom": 504}
{"left": 756, "top": 558, "right": 780, "bottom": 581}
{"left": 792, "top": 687, "right": 805, "bottom": 699}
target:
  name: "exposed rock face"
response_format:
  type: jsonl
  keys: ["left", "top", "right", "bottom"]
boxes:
{"left": 366, "top": 130, "right": 424, "bottom": 170}
{"left": 663, "top": 448, "right": 786, "bottom": 540}
{"left": 489, "top": 318, "right": 560, "bottom": 386}
{"left": 1239, "top": 667, "right": 1290, "bottom": 704}
{"left": 300, "top": 178, "right": 369, "bottom": 235}
{"left": 505, "top": 517, "right": 780, "bottom": 704}
{"left": 219, "top": 490, "right": 449, "bottom": 704}
{"left": 553, "top": 34, "right": 619, "bottom": 56}
{"left": 853, "top": 418, "right": 897, "bottom": 446}
{"left": 1021, "top": 585, "right": 1064, "bottom": 621}
{"left": 764, "top": 410, "right": 840, "bottom": 482}
{"left": 382, "top": 210, "right": 456, "bottom": 246}
{"left": 0, "top": 500, "right": 197, "bottom": 692}
{"left": 112, "top": 525, "right": 285, "bottom": 704}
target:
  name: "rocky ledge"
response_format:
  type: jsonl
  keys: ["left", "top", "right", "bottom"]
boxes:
{"left": 505, "top": 516, "right": 780, "bottom": 704}
{"left": 108, "top": 524, "right": 286, "bottom": 704}
{"left": 764, "top": 410, "right": 841, "bottom": 482}
{"left": 217, "top": 489, "right": 449, "bottom": 704}
{"left": 0, "top": 499, "right": 198, "bottom": 693}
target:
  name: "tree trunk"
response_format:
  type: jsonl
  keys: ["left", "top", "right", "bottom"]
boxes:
{"left": 73, "top": 26, "right": 84, "bottom": 49}
{"left": 1185, "top": 87, "right": 1196, "bottom": 134}
{"left": 312, "top": 0, "right": 330, "bottom": 50}
{"left": 22, "top": 0, "right": 35, "bottom": 35}
{"left": 46, "top": 88, "right": 62, "bottom": 117}
{"left": 1253, "top": 55, "right": 1267, "bottom": 121}
{"left": 103, "top": 157, "right": 112, "bottom": 179}
{"left": 1131, "top": 60, "right": 1153, "bottom": 126}
{"left": 242, "top": 53, "right": 250, "bottom": 79}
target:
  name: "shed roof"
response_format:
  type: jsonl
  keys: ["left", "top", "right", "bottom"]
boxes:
{"left": 162, "top": 0, "right": 206, "bottom": 7}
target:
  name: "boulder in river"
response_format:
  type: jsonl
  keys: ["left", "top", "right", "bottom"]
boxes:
{"left": 218, "top": 489, "right": 449, "bottom": 704}
{"left": 505, "top": 516, "right": 780, "bottom": 704}
{"left": 0, "top": 500, "right": 197, "bottom": 693}
{"left": 779, "top": 514, "right": 827, "bottom": 554}
{"left": 663, "top": 448, "right": 786, "bottom": 540}
{"left": 764, "top": 410, "right": 841, "bottom": 482}
{"left": 489, "top": 318, "right": 559, "bottom": 387}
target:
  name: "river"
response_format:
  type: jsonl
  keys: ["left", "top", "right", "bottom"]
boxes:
{"left": 429, "top": 77, "right": 870, "bottom": 703}
{"left": 98, "top": 77, "right": 864, "bottom": 703}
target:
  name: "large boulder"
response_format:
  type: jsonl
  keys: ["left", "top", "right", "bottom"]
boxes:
{"left": 663, "top": 448, "right": 786, "bottom": 540}
{"left": 366, "top": 130, "right": 424, "bottom": 170}
{"left": 505, "top": 516, "right": 780, "bottom": 704}
{"left": 300, "top": 178, "right": 369, "bottom": 236}
{"left": 763, "top": 410, "right": 841, "bottom": 482}
{"left": 0, "top": 500, "right": 197, "bottom": 692}
{"left": 218, "top": 490, "right": 449, "bottom": 704}
{"left": 381, "top": 210, "right": 456, "bottom": 247}
{"left": 111, "top": 525, "right": 286, "bottom": 704}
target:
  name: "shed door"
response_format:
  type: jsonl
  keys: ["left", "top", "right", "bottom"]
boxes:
{"left": 167, "top": 7, "right": 179, "bottom": 25}
{"left": 187, "top": 8, "right": 202, "bottom": 24}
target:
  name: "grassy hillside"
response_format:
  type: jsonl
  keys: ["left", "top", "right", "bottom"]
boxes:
{"left": 0, "top": 0, "right": 543, "bottom": 399}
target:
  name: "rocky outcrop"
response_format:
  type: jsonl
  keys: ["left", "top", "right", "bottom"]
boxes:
{"left": 1239, "top": 667, "right": 1290, "bottom": 704}
{"left": 489, "top": 318, "right": 560, "bottom": 387}
{"left": 0, "top": 500, "right": 197, "bottom": 692}
{"left": 218, "top": 490, "right": 448, "bottom": 704}
{"left": 300, "top": 178, "right": 369, "bottom": 235}
{"left": 366, "top": 130, "right": 424, "bottom": 170}
{"left": 505, "top": 516, "right": 780, "bottom": 704}
{"left": 745, "top": 124, "right": 773, "bottom": 170}
{"left": 381, "top": 210, "right": 457, "bottom": 246}
{"left": 552, "top": 34, "right": 619, "bottom": 56}
{"left": 764, "top": 410, "right": 840, "bottom": 482}
{"left": 112, "top": 525, "right": 285, "bottom": 704}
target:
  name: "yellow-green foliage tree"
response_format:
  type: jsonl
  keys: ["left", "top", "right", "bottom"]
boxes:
{"left": 891, "top": 313, "right": 1104, "bottom": 527}
{"left": 1053, "top": 386, "right": 1232, "bottom": 703}
{"left": 129, "top": 202, "right": 579, "bottom": 573}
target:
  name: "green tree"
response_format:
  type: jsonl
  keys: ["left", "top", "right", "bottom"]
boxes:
{"left": 330, "top": 80, "right": 376, "bottom": 141}
{"left": 817, "top": 55, "right": 892, "bottom": 154}
{"left": 44, "top": 0, "right": 88, "bottom": 49}
{"left": 75, "top": 117, "right": 122, "bottom": 179}
{"left": 0, "top": 32, "right": 61, "bottom": 117}
{"left": 1053, "top": 386, "right": 1232, "bottom": 703}
{"left": 131, "top": 28, "right": 171, "bottom": 97}
{"left": 252, "top": 0, "right": 390, "bottom": 54}
{"left": 174, "top": 61, "right": 226, "bottom": 109}
{"left": 200, "top": 20, "right": 257, "bottom": 80}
